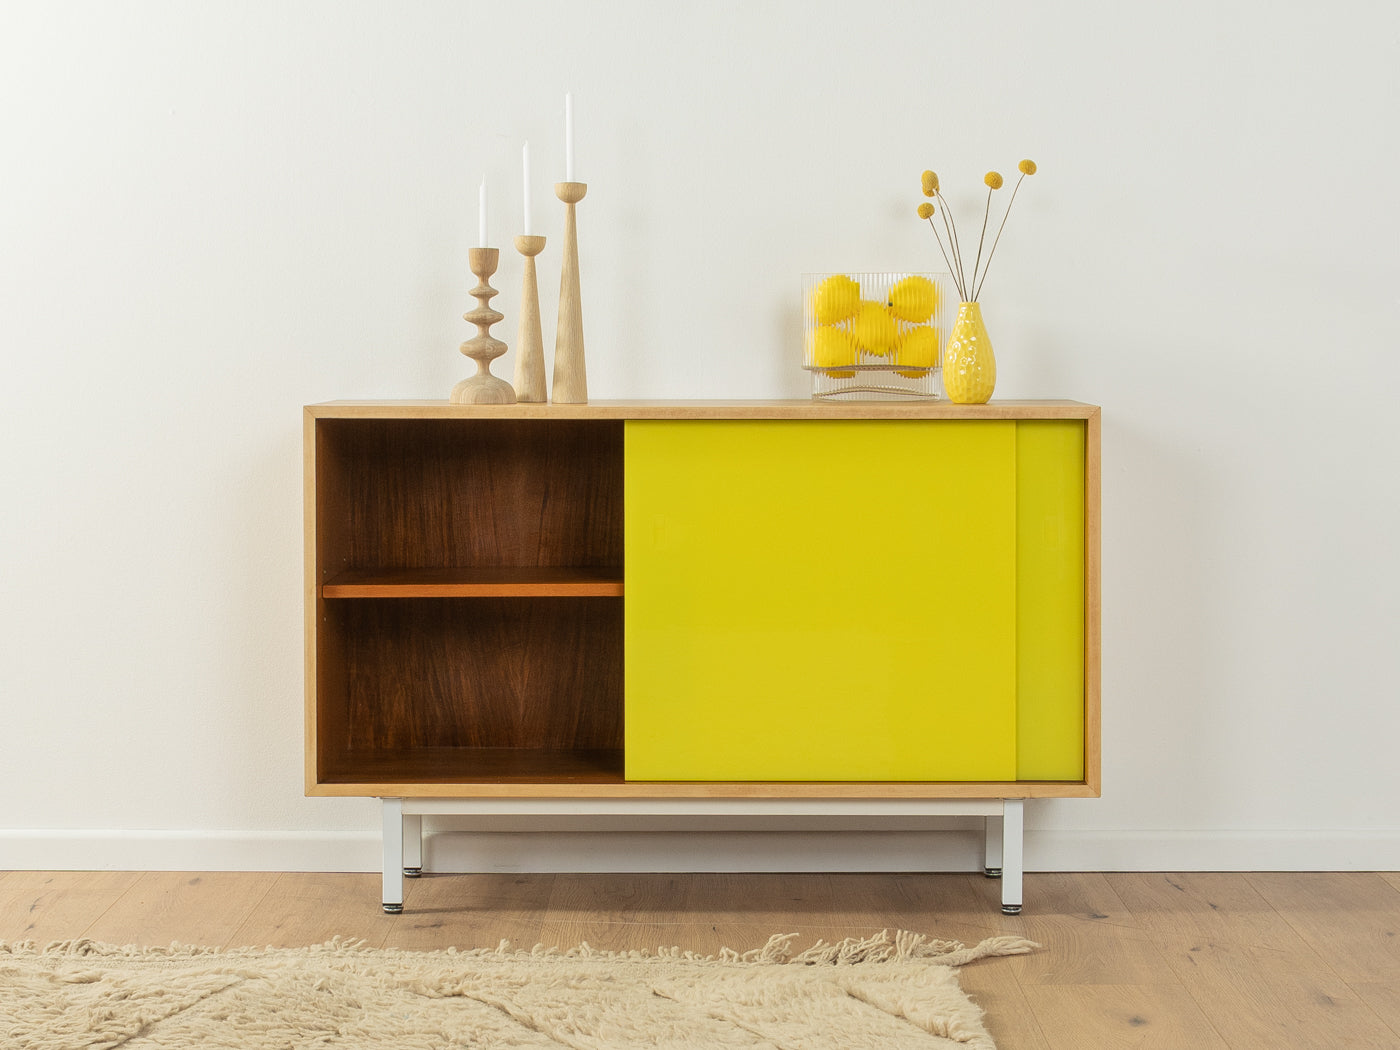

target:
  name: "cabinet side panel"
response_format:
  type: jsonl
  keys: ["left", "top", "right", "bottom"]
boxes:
{"left": 312, "top": 418, "right": 352, "bottom": 787}
{"left": 1015, "top": 420, "right": 1086, "bottom": 780}
{"left": 625, "top": 419, "right": 1018, "bottom": 782}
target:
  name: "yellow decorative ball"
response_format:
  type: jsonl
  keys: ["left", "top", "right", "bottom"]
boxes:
{"left": 812, "top": 274, "right": 861, "bottom": 326}
{"left": 894, "top": 325, "right": 940, "bottom": 378}
{"left": 852, "top": 301, "right": 896, "bottom": 356}
{"left": 887, "top": 275, "right": 939, "bottom": 323}
{"left": 1018, "top": 159, "right": 1037, "bottom": 175}
{"left": 917, "top": 202, "right": 934, "bottom": 220}
{"left": 921, "top": 170, "right": 939, "bottom": 195}
{"left": 985, "top": 171, "right": 1004, "bottom": 190}
{"left": 812, "top": 325, "right": 857, "bottom": 377}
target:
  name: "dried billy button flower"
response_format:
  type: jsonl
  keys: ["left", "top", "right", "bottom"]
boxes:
{"left": 915, "top": 158, "right": 1037, "bottom": 301}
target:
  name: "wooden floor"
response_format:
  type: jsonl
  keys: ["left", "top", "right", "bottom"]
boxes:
{"left": 2, "top": 870, "right": 1397, "bottom": 1048}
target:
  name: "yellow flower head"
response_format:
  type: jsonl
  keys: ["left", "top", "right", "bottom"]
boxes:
{"left": 920, "top": 170, "right": 939, "bottom": 196}
{"left": 917, "top": 202, "right": 934, "bottom": 220}
{"left": 985, "top": 171, "right": 1004, "bottom": 190}
{"left": 1018, "top": 159, "right": 1037, "bottom": 175}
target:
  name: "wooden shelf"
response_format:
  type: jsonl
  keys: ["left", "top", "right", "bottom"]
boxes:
{"left": 323, "top": 566, "right": 623, "bottom": 598}
{"left": 319, "top": 747, "right": 625, "bottom": 786}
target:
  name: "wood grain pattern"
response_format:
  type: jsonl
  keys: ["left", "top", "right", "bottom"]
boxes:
{"left": 229, "top": 873, "right": 400, "bottom": 949}
{"left": 334, "top": 596, "right": 622, "bottom": 753}
{"left": 0, "top": 870, "right": 143, "bottom": 944}
{"left": 79, "top": 872, "right": 274, "bottom": 948}
{"left": 385, "top": 873, "right": 555, "bottom": 951}
{"left": 307, "top": 778, "right": 1100, "bottom": 798}
{"left": 319, "top": 418, "right": 622, "bottom": 571}
{"left": 1242, "top": 872, "right": 1400, "bottom": 984}
{"left": 308, "top": 399, "right": 1100, "bottom": 421}
{"left": 9, "top": 871, "right": 1400, "bottom": 1049}
{"left": 322, "top": 566, "right": 623, "bottom": 598}
{"left": 550, "top": 183, "right": 588, "bottom": 404}
{"left": 512, "top": 235, "right": 548, "bottom": 403}
{"left": 1024, "top": 983, "right": 1230, "bottom": 1049}
{"left": 318, "top": 747, "right": 624, "bottom": 786}
{"left": 309, "top": 416, "right": 624, "bottom": 790}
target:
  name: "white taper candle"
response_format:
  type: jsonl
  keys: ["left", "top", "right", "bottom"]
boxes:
{"left": 522, "top": 142, "right": 531, "bottom": 235}
{"left": 478, "top": 178, "right": 487, "bottom": 248}
{"left": 565, "top": 92, "right": 574, "bottom": 181}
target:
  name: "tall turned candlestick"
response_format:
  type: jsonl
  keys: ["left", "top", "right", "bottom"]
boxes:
{"left": 552, "top": 181, "right": 587, "bottom": 403}
{"left": 512, "top": 235, "right": 547, "bottom": 403}
{"left": 450, "top": 247, "right": 515, "bottom": 405}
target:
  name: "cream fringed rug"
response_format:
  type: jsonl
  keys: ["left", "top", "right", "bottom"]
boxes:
{"left": 0, "top": 930, "right": 1036, "bottom": 1049}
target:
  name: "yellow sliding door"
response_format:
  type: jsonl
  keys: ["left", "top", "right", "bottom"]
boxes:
{"left": 624, "top": 419, "right": 1019, "bottom": 781}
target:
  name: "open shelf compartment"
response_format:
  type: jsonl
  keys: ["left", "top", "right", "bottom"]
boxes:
{"left": 310, "top": 416, "right": 624, "bottom": 788}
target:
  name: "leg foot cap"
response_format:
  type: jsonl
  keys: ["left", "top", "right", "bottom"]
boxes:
{"left": 984, "top": 867, "right": 1003, "bottom": 879}
{"left": 1001, "top": 904, "right": 1022, "bottom": 915}
{"left": 403, "top": 867, "right": 423, "bottom": 878}
{"left": 383, "top": 903, "right": 404, "bottom": 914}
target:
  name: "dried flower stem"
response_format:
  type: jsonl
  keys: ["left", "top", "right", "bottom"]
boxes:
{"left": 973, "top": 171, "right": 1027, "bottom": 301}
{"left": 971, "top": 186, "right": 994, "bottom": 302}
{"left": 936, "top": 191, "right": 969, "bottom": 300}
{"left": 925, "top": 217, "right": 961, "bottom": 295}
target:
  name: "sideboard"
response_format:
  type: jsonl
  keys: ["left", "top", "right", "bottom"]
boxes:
{"left": 304, "top": 400, "right": 1101, "bottom": 913}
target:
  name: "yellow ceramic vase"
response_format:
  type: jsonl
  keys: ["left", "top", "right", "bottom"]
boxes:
{"left": 942, "top": 301, "right": 996, "bottom": 404}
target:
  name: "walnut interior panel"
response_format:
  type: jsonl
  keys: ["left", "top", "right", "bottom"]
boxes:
{"left": 319, "top": 596, "right": 622, "bottom": 767}
{"left": 317, "top": 418, "right": 623, "bottom": 574}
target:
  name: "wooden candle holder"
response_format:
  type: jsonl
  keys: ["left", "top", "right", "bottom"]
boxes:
{"left": 512, "top": 235, "right": 547, "bottom": 403}
{"left": 450, "top": 247, "right": 516, "bottom": 405}
{"left": 552, "top": 182, "right": 587, "bottom": 403}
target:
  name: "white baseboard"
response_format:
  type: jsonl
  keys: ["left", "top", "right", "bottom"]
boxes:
{"left": 3, "top": 825, "right": 1398, "bottom": 873}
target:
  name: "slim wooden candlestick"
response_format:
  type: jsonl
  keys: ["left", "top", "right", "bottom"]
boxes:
{"left": 450, "top": 247, "right": 515, "bottom": 405}
{"left": 552, "top": 181, "right": 587, "bottom": 403}
{"left": 512, "top": 235, "right": 547, "bottom": 403}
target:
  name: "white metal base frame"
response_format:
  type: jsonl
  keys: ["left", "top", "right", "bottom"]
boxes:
{"left": 379, "top": 797, "right": 1026, "bottom": 915}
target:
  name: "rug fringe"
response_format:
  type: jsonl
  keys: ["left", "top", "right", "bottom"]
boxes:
{"left": 2, "top": 928, "right": 1036, "bottom": 967}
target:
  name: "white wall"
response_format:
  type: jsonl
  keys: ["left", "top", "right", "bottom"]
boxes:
{"left": 2, "top": 0, "right": 1397, "bottom": 874}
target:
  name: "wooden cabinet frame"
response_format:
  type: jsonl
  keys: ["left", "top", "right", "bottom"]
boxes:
{"left": 305, "top": 400, "right": 1100, "bottom": 912}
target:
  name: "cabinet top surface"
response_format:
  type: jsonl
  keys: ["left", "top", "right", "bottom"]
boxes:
{"left": 306, "top": 399, "right": 1099, "bottom": 421}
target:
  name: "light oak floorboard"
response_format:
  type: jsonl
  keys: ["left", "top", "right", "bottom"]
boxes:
{"left": 1005, "top": 872, "right": 1180, "bottom": 987}
{"left": 228, "top": 873, "right": 400, "bottom": 949}
{"left": 1026, "top": 983, "right": 1230, "bottom": 1049}
{"left": 8, "top": 870, "right": 1400, "bottom": 1050}
{"left": 1110, "top": 872, "right": 1309, "bottom": 950}
{"left": 386, "top": 873, "right": 555, "bottom": 951}
{"left": 0, "top": 870, "right": 142, "bottom": 945}
{"left": 1347, "top": 980, "right": 1400, "bottom": 1045}
{"left": 1108, "top": 872, "right": 1398, "bottom": 1049}
{"left": 78, "top": 871, "right": 275, "bottom": 949}
{"left": 1379, "top": 872, "right": 1400, "bottom": 894}
{"left": 830, "top": 871, "right": 1024, "bottom": 944}
{"left": 1245, "top": 872, "right": 1400, "bottom": 984}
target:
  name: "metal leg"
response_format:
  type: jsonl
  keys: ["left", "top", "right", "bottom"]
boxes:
{"left": 984, "top": 814, "right": 1004, "bottom": 878}
{"left": 1001, "top": 799, "right": 1024, "bottom": 914}
{"left": 403, "top": 813, "right": 423, "bottom": 877}
{"left": 382, "top": 798, "right": 405, "bottom": 914}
